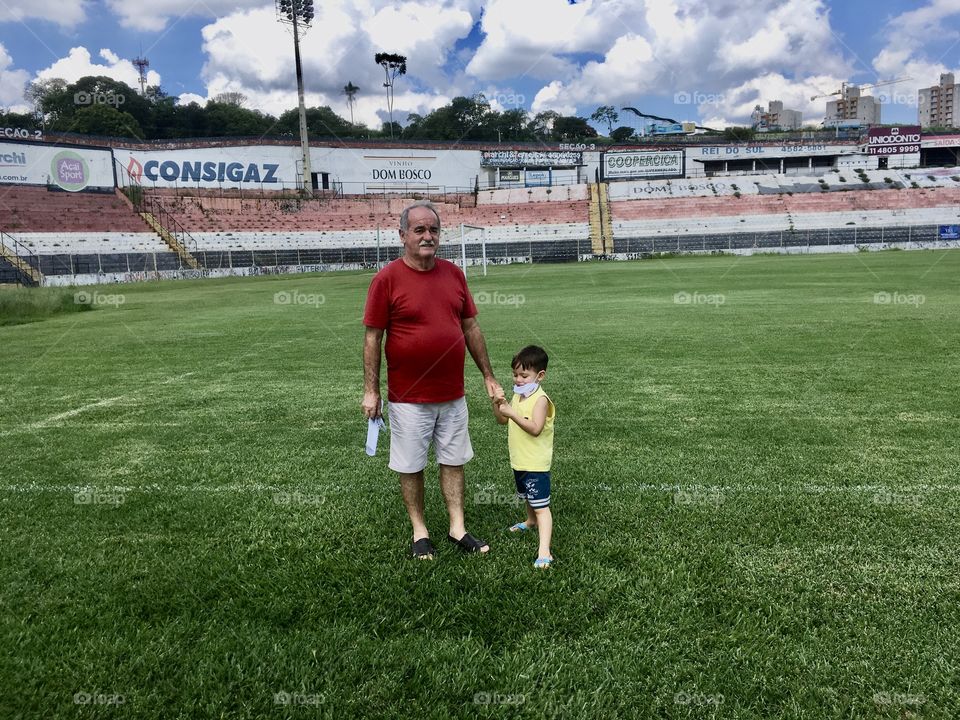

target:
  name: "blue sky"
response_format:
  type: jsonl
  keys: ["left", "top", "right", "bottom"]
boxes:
{"left": 1, "top": 0, "right": 959, "bottom": 131}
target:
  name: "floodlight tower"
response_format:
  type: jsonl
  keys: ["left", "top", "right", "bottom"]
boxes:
{"left": 277, "top": 0, "right": 315, "bottom": 196}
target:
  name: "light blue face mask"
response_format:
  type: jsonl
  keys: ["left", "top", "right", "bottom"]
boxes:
{"left": 513, "top": 382, "right": 539, "bottom": 396}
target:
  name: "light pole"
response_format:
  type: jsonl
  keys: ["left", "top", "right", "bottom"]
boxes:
{"left": 277, "top": 0, "right": 314, "bottom": 196}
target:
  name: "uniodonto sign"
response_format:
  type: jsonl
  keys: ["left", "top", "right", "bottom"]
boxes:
{"left": 866, "top": 126, "right": 922, "bottom": 155}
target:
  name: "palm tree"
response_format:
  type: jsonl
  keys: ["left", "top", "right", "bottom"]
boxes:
{"left": 342, "top": 82, "right": 359, "bottom": 125}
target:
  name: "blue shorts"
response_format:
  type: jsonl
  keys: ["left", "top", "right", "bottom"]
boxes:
{"left": 513, "top": 470, "right": 551, "bottom": 509}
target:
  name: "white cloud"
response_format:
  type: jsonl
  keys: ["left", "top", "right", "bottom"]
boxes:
{"left": 531, "top": 81, "right": 575, "bottom": 116}
{"left": 475, "top": 0, "right": 850, "bottom": 125}
{"left": 0, "top": 0, "right": 86, "bottom": 28}
{"left": 177, "top": 92, "right": 206, "bottom": 107}
{"left": 0, "top": 44, "right": 31, "bottom": 112}
{"left": 105, "top": 0, "right": 264, "bottom": 32}
{"left": 193, "top": 2, "right": 477, "bottom": 128}
{"left": 870, "top": 0, "right": 960, "bottom": 111}
{"left": 466, "top": 0, "right": 632, "bottom": 81}
{"left": 705, "top": 72, "right": 849, "bottom": 127}
{"left": 35, "top": 47, "right": 161, "bottom": 90}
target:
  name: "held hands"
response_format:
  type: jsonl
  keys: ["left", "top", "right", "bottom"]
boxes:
{"left": 484, "top": 375, "right": 504, "bottom": 402}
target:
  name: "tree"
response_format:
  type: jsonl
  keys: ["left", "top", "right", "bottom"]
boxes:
{"left": 213, "top": 92, "right": 247, "bottom": 107}
{"left": 527, "top": 110, "right": 560, "bottom": 140}
{"left": 591, "top": 105, "right": 618, "bottom": 134}
{"left": 374, "top": 52, "right": 406, "bottom": 138}
{"left": 70, "top": 104, "right": 143, "bottom": 138}
{"left": 342, "top": 82, "right": 359, "bottom": 125}
{"left": 551, "top": 115, "right": 598, "bottom": 141}
{"left": 610, "top": 126, "right": 635, "bottom": 143}
{"left": 278, "top": 105, "right": 358, "bottom": 138}
{"left": 203, "top": 100, "right": 273, "bottom": 136}
{"left": 381, "top": 121, "right": 402, "bottom": 137}
{"left": 722, "top": 126, "right": 755, "bottom": 142}
{"left": 493, "top": 108, "right": 530, "bottom": 141}
{"left": 24, "top": 78, "right": 70, "bottom": 126}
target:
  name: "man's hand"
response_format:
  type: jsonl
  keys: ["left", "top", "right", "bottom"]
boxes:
{"left": 361, "top": 390, "right": 382, "bottom": 420}
{"left": 484, "top": 374, "right": 503, "bottom": 401}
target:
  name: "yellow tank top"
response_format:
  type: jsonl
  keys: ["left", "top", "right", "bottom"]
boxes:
{"left": 507, "top": 387, "right": 555, "bottom": 471}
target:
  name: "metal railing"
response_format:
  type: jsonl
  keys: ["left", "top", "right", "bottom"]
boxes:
{"left": 24, "top": 222, "right": 957, "bottom": 285}
{"left": 0, "top": 229, "right": 42, "bottom": 286}
{"left": 115, "top": 159, "right": 200, "bottom": 263}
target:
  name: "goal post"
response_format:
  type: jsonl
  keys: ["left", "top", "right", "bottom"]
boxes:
{"left": 457, "top": 223, "right": 487, "bottom": 277}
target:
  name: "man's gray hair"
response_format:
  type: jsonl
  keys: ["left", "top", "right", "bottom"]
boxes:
{"left": 400, "top": 200, "right": 441, "bottom": 232}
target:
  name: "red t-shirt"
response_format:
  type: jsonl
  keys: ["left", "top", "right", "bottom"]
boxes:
{"left": 363, "top": 258, "right": 478, "bottom": 403}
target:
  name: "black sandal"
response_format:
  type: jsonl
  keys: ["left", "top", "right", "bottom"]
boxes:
{"left": 411, "top": 537, "right": 436, "bottom": 559}
{"left": 447, "top": 532, "right": 489, "bottom": 554}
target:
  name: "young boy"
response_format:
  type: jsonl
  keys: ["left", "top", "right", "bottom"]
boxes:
{"left": 492, "top": 345, "right": 555, "bottom": 568}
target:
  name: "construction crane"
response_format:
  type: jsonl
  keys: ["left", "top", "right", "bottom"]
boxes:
{"left": 810, "top": 78, "right": 910, "bottom": 102}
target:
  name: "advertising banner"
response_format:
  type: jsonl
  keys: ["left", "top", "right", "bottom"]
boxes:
{"left": 112, "top": 145, "right": 298, "bottom": 189}
{"left": 0, "top": 141, "right": 114, "bottom": 190}
{"left": 481, "top": 150, "right": 582, "bottom": 167}
{"left": 867, "top": 126, "right": 921, "bottom": 155}
{"left": 602, "top": 150, "right": 684, "bottom": 179}
{"left": 524, "top": 169, "right": 552, "bottom": 187}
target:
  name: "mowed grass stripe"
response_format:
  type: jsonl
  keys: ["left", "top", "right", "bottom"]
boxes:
{"left": 1, "top": 251, "right": 958, "bottom": 719}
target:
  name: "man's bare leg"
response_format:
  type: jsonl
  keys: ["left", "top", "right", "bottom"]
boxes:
{"left": 439, "top": 463, "right": 489, "bottom": 552}
{"left": 399, "top": 471, "right": 430, "bottom": 544}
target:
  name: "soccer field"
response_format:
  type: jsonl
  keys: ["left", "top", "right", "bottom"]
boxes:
{"left": 2, "top": 250, "right": 958, "bottom": 719}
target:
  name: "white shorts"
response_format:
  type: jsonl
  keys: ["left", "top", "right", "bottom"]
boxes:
{"left": 387, "top": 397, "right": 474, "bottom": 473}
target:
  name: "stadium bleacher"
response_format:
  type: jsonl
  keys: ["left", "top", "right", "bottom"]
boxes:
{"left": 3, "top": 173, "right": 960, "bottom": 285}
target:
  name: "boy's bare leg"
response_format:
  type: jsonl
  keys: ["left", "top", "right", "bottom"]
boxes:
{"left": 399, "top": 471, "right": 429, "bottom": 542}
{"left": 533, "top": 507, "right": 553, "bottom": 559}
{"left": 440, "top": 464, "right": 489, "bottom": 552}
{"left": 524, "top": 500, "right": 538, "bottom": 528}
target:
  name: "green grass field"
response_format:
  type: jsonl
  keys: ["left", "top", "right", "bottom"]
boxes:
{"left": 2, "top": 250, "right": 958, "bottom": 719}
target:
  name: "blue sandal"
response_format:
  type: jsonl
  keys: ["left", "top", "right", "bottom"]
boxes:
{"left": 509, "top": 522, "right": 534, "bottom": 532}
{"left": 533, "top": 557, "right": 553, "bottom": 569}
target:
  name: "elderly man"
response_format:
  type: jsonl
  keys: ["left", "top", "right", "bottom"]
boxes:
{"left": 362, "top": 200, "right": 503, "bottom": 559}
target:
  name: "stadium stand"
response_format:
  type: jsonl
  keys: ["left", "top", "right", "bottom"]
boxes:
{"left": 0, "top": 186, "right": 146, "bottom": 233}
{"left": 3, "top": 175, "right": 960, "bottom": 284}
